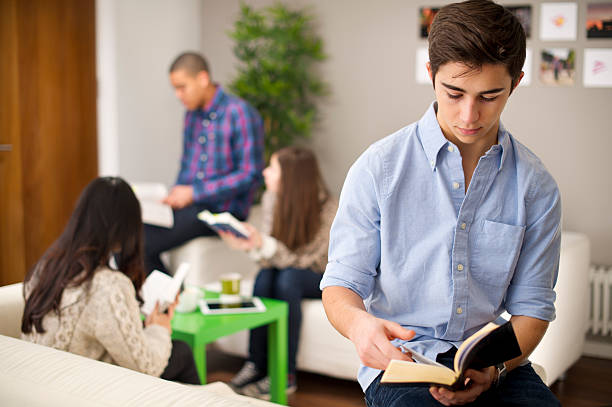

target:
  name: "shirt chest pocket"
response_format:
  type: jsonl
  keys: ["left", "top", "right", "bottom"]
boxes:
{"left": 470, "top": 220, "right": 525, "bottom": 287}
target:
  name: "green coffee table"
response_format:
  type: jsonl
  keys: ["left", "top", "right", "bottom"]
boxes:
{"left": 171, "top": 293, "right": 288, "bottom": 405}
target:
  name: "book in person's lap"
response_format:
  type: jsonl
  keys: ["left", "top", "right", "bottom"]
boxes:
{"left": 131, "top": 182, "right": 174, "bottom": 228}
{"left": 197, "top": 210, "right": 250, "bottom": 239}
{"left": 381, "top": 321, "right": 521, "bottom": 390}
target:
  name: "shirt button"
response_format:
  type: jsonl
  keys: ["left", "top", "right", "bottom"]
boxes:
{"left": 460, "top": 222, "right": 467, "bottom": 230}
{"left": 457, "top": 264, "right": 464, "bottom": 271}
{"left": 447, "top": 145, "right": 454, "bottom": 152}
{"left": 200, "top": 154, "right": 207, "bottom": 161}
{"left": 452, "top": 182, "right": 460, "bottom": 190}
{"left": 456, "top": 307, "right": 463, "bottom": 314}
{"left": 197, "top": 171, "right": 204, "bottom": 179}
{"left": 202, "top": 119, "right": 210, "bottom": 127}
{"left": 209, "top": 112, "right": 217, "bottom": 120}
{"left": 198, "top": 136, "right": 206, "bottom": 144}
{"left": 430, "top": 160, "right": 435, "bottom": 168}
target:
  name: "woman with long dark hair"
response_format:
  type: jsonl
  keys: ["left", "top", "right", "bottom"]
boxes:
{"left": 21, "top": 177, "right": 199, "bottom": 384}
{"left": 218, "top": 146, "right": 338, "bottom": 399}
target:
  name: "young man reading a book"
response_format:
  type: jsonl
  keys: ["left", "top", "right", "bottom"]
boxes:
{"left": 320, "top": 1, "right": 561, "bottom": 406}
{"left": 144, "top": 52, "right": 265, "bottom": 275}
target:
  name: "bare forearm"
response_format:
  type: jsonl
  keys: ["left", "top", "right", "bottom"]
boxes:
{"left": 506, "top": 315, "right": 549, "bottom": 371}
{"left": 321, "top": 286, "right": 370, "bottom": 341}
{"left": 322, "top": 285, "right": 414, "bottom": 369}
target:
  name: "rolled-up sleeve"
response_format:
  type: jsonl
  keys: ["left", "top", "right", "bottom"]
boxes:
{"left": 320, "top": 147, "right": 383, "bottom": 299}
{"left": 505, "top": 168, "right": 562, "bottom": 321}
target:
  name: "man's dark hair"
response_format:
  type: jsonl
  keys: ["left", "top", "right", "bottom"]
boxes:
{"left": 428, "top": 0, "right": 526, "bottom": 90}
{"left": 169, "top": 52, "right": 211, "bottom": 77}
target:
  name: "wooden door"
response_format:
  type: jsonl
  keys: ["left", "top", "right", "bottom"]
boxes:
{"left": 0, "top": 0, "right": 98, "bottom": 285}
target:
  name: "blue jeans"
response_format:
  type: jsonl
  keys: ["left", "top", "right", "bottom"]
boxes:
{"left": 365, "top": 349, "right": 560, "bottom": 407}
{"left": 248, "top": 267, "right": 323, "bottom": 374}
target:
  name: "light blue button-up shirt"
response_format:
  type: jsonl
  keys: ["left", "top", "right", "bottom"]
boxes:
{"left": 320, "top": 102, "right": 561, "bottom": 391}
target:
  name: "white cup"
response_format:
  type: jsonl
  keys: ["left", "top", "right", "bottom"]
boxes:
{"left": 176, "top": 286, "right": 202, "bottom": 313}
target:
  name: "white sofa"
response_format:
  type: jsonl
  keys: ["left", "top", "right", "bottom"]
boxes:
{"left": 0, "top": 283, "right": 281, "bottom": 407}
{"left": 168, "top": 207, "right": 591, "bottom": 387}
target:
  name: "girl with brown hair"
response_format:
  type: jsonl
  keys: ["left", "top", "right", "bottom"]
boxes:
{"left": 21, "top": 177, "right": 200, "bottom": 384}
{"left": 218, "top": 146, "right": 337, "bottom": 399}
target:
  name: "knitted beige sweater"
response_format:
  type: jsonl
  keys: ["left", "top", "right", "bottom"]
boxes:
{"left": 22, "top": 267, "right": 171, "bottom": 377}
{"left": 250, "top": 191, "right": 338, "bottom": 274}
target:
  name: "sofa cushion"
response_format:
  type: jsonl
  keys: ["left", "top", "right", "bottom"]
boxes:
{"left": 0, "top": 334, "right": 280, "bottom": 406}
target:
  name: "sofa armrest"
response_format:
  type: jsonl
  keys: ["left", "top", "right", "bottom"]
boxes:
{"left": 0, "top": 283, "right": 24, "bottom": 338}
{"left": 528, "top": 231, "right": 590, "bottom": 385}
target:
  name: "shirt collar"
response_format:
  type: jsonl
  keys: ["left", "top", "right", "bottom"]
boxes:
{"left": 495, "top": 122, "right": 510, "bottom": 172}
{"left": 200, "top": 84, "right": 225, "bottom": 116}
{"left": 418, "top": 101, "right": 510, "bottom": 172}
{"left": 418, "top": 102, "right": 450, "bottom": 171}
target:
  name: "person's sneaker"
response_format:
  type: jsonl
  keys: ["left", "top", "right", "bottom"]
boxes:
{"left": 241, "top": 373, "right": 297, "bottom": 400}
{"left": 229, "top": 362, "right": 265, "bottom": 392}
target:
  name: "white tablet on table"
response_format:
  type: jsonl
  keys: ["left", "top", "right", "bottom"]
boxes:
{"left": 199, "top": 296, "right": 266, "bottom": 315}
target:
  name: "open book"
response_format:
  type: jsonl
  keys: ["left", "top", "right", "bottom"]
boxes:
{"left": 140, "top": 263, "right": 190, "bottom": 315}
{"left": 197, "top": 210, "right": 250, "bottom": 239}
{"left": 381, "top": 321, "right": 521, "bottom": 390}
{"left": 131, "top": 182, "right": 174, "bottom": 228}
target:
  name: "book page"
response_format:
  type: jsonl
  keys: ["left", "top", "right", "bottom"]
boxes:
{"left": 198, "top": 210, "right": 250, "bottom": 238}
{"left": 140, "top": 271, "right": 173, "bottom": 315}
{"left": 400, "top": 344, "right": 446, "bottom": 368}
{"left": 381, "top": 359, "right": 457, "bottom": 386}
{"left": 140, "top": 263, "right": 190, "bottom": 315}
{"left": 131, "top": 182, "right": 174, "bottom": 228}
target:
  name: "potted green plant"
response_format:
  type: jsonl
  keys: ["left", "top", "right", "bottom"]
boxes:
{"left": 228, "top": 2, "right": 327, "bottom": 161}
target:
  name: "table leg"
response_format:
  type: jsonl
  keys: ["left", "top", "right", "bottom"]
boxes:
{"left": 268, "top": 308, "right": 288, "bottom": 405}
{"left": 192, "top": 336, "right": 207, "bottom": 385}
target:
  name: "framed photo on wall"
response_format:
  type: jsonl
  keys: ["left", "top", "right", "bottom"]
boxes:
{"left": 506, "top": 5, "right": 532, "bottom": 38}
{"left": 540, "top": 3, "right": 578, "bottom": 41}
{"left": 583, "top": 49, "right": 612, "bottom": 87}
{"left": 540, "top": 48, "right": 576, "bottom": 86}
{"left": 419, "top": 7, "right": 440, "bottom": 38}
{"left": 586, "top": 3, "right": 612, "bottom": 39}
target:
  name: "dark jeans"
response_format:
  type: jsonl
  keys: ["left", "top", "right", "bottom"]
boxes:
{"left": 365, "top": 348, "right": 560, "bottom": 407}
{"left": 144, "top": 204, "right": 218, "bottom": 275}
{"left": 160, "top": 339, "right": 201, "bottom": 385}
{"left": 248, "top": 267, "right": 323, "bottom": 375}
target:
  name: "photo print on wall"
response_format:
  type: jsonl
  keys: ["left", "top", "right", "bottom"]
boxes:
{"left": 587, "top": 3, "right": 612, "bottom": 39}
{"left": 419, "top": 7, "right": 440, "bottom": 38}
{"left": 540, "top": 2, "right": 578, "bottom": 41}
{"left": 540, "top": 48, "right": 576, "bottom": 86}
{"left": 583, "top": 49, "right": 612, "bottom": 87}
{"left": 519, "top": 48, "right": 533, "bottom": 86}
{"left": 506, "top": 5, "right": 532, "bottom": 38}
{"left": 416, "top": 47, "right": 430, "bottom": 84}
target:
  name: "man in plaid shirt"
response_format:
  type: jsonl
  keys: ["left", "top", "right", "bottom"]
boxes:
{"left": 144, "top": 52, "right": 264, "bottom": 275}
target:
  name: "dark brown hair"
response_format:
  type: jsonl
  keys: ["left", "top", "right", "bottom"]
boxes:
{"left": 169, "top": 51, "right": 211, "bottom": 77}
{"left": 271, "top": 147, "right": 328, "bottom": 251}
{"left": 22, "top": 177, "right": 145, "bottom": 334}
{"left": 428, "top": 0, "right": 526, "bottom": 90}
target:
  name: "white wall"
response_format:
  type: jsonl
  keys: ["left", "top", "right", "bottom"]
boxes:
{"left": 96, "top": 0, "right": 202, "bottom": 185}
{"left": 199, "top": 0, "right": 612, "bottom": 265}
{"left": 98, "top": 0, "right": 612, "bottom": 265}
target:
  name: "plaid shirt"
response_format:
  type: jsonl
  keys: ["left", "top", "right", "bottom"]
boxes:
{"left": 176, "top": 86, "right": 264, "bottom": 220}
